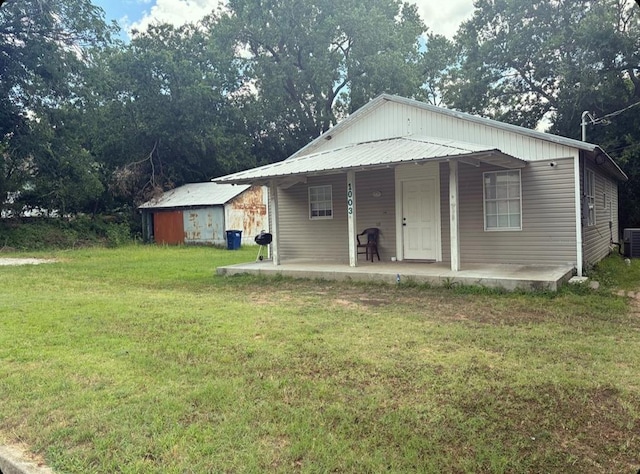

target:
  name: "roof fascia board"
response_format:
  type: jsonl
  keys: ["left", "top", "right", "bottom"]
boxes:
{"left": 214, "top": 149, "right": 526, "bottom": 185}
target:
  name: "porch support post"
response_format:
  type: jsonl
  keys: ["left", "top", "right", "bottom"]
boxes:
{"left": 449, "top": 161, "right": 461, "bottom": 272}
{"left": 574, "top": 155, "right": 583, "bottom": 276}
{"left": 347, "top": 170, "right": 358, "bottom": 267}
{"left": 268, "top": 179, "right": 280, "bottom": 266}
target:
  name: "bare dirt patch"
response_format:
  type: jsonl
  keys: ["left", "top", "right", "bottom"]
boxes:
{"left": 0, "top": 442, "right": 54, "bottom": 473}
{"left": 0, "top": 258, "right": 57, "bottom": 266}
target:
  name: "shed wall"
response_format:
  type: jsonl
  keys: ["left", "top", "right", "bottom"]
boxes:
{"left": 226, "top": 185, "right": 269, "bottom": 244}
{"left": 183, "top": 207, "right": 225, "bottom": 245}
{"left": 153, "top": 211, "right": 184, "bottom": 245}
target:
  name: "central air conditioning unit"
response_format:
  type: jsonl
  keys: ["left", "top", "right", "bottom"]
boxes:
{"left": 623, "top": 228, "right": 640, "bottom": 258}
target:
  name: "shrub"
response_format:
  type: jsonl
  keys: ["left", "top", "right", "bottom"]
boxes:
{"left": 0, "top": 215, "right": 134, "bottom": 250}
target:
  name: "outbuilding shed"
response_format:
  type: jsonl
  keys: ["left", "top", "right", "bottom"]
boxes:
{"left": 139, "top": 182, "right": 268, "bottom": 246}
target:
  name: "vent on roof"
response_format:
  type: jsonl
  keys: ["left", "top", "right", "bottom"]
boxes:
{"left": 623, "top": 228, "right": 640, "bottom": 258}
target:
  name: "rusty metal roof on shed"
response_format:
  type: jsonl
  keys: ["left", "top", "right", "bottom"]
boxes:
{"left": 138, "top": 182, "right": 250, "bottom": 209}
{"left": 214, "top": 136, "right": 526, "bottom": 185}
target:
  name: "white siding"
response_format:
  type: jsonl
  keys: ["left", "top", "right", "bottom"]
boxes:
{"left": 311, "top": 101, "right": 577, "bottom": 162}
{"left": 277, "top": 159, "right": 581, "bottom": 266}
{"left": 278, "top": 175, "right": 349, "bottom": 262}
{"left": 439, "top": 163, "right": 451, "bottom": 263}
{"left": 354, "top": 169, "right": 396, "bottom": 260}
{"left": 395, "top": 162, "right": 442, "bottom": 261}
{"left": 613, "top": 181, "right": 619, "bottom": 242}
{"left": 272, "top": 96, "right": 625, "bottom": 268}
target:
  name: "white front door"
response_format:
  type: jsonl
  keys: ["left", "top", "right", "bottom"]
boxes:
{"left": 402, "top": 178, "right": 438, "bottom": 260}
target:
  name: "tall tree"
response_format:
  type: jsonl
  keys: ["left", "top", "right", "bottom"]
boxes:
{"left": 448, "top": 0, "right": 640, "bottom": 133}
{"left": 18, "top": 108, "right": 105, "bottom": 216}
{"left": 0, "top": 0, "right": 115, "bottom": 214}
{"left": 418, "top": 33, "right": 456, "bottom": 106}
{"left": 85, "top": 21, "right": 256, "bottom": 206}
{"left": 214, "top": 0, "right": 427, "bottom": 157}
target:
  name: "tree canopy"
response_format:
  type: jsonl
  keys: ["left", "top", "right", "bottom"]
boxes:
{"left": 0, "top": 0, "right": 115, "bottom": 214}
{"left": 214, "top": 0, "right": 429, "bottom": 153}
{"left": 1, "top": 0, "right": 639, "bottom": 229}
{"left": 449, "top": 0, "right": 640, "bottom": 134}
{"left": 84, "top": 21, "right": 256, "bottom": 206}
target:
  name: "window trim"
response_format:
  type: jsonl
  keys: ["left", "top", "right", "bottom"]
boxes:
{"left": 483, "top": 170, "right": 522, "bottom": 231}
{"left": 308, "top": 184, "right": 333, "bottom": 220}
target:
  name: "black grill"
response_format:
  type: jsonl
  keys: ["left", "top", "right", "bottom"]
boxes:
{"left": 255, "top": 232, "right": 272, "bottom": 246}
{"left": 255, "top": 232, "right": 272, "bottom": 261}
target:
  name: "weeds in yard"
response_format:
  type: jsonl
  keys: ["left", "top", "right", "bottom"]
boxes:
{"left": 0, "top": 246, "right": 639, "bottom": 473}
{"left": 586, "top": 251, "right": 640, "bottom": 291}
{"left": 441, "top": 276, "right": 458, "bottom": 289}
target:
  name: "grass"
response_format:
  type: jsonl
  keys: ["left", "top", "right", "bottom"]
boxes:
{"left": 586, "top": 250, "right": 640, "bottom": 291}
{"left": 1, "top": 245, "right": 639, "bottom": 473}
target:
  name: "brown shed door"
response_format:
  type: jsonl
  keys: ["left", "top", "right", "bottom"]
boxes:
{"left": 154, "top": 211, "right": 184, "bottom": 244}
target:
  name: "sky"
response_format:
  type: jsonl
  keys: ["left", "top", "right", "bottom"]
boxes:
{"left": 92, "top": 0, "right": 475, "bottom": 40}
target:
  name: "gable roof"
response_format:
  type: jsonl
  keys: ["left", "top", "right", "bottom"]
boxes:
{"left": 294, "top": 94, "right": 615, "bottom": 158}
{"left": 215, "top": 136, "right": 525, "bottom": 185}
{"left": 215, "top": 94, "right": 627, "bottom": 185}
{"left": 138, "top": 182, "right": 250, "bottom": 209}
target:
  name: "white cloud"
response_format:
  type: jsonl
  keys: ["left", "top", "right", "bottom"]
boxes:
{"left": 129, "top": 0, "right": 222, "bottom": 35}
{"left": 415, "top": 0, "right": 475, "bottom": 38}
{"left": 129, "top": 0, "right": 474, "bottom": 39}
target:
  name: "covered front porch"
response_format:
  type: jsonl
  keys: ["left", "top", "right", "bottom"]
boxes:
{"left": 216, "top": 135, "right": 532, "bottom": 274}
{"left": 216, "top": 259, "right": 575, "bottom": 291}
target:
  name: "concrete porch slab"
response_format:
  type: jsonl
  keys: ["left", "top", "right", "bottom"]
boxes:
{"left": 216, "top": 260, "right": 575, "bottom": 291}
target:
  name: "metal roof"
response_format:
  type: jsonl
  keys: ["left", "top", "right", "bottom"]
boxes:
{"left": 214, "top": 136, "right": 526, "bottom": 185}
{"left": 294, "top": 94, "right": 610, "bottom": 157}
{"left": 138, "top": 182, "right": 250, "bottom": 209}
{"left": 289, "top": 94, "right": 627, "bottom": 181}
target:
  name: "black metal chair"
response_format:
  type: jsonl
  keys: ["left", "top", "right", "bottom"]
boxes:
{"left": 357, "top": 228, "right": 380, "bottom": 262}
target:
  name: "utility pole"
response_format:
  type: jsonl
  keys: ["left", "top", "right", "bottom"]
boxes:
{"left": 581, "top": 111, "right": 595, "bottom": 142}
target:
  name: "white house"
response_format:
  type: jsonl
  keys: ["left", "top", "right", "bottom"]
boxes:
{"left": 214, "top": 94, "right": 627, "bottom": 278}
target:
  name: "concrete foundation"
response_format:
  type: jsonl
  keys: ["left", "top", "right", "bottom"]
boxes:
{"left": 217, "top": 260, "right": 575, "bottom": 291}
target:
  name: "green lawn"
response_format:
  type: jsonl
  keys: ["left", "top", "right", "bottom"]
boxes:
{"left": 1, "top": 245, "right": 639, "bottom": 473}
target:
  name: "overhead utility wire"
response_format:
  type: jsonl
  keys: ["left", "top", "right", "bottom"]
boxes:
{"left": 586, "top": 100, "right": 640, "bottom": 126}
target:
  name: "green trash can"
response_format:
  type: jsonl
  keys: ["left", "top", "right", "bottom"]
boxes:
{"left": 226, "top": 230, "right": 242, "bottom": 250}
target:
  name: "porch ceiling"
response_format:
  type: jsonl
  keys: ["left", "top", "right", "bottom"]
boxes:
{"left": 214, "top": 136, "right": 527, "bottom": 185}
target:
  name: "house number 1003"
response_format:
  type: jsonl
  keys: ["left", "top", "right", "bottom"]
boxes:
{"left": 347, "top": 183, "right": 354, "bottom": 215}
